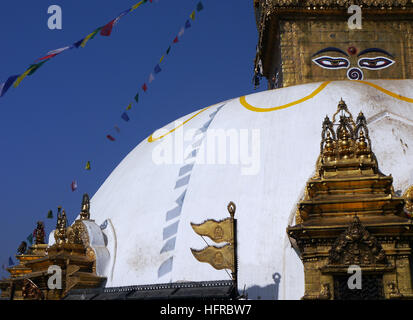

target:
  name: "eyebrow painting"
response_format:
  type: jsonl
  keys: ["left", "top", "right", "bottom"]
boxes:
{"left": 357, "top": 48, "right": 395, "bottom": 58}
{"left": 312, "top": 47, "right": 349, "bottom": 57}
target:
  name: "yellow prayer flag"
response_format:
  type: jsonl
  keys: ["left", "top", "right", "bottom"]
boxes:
{"left": 85, "top": 161, "right": 91, "bottom": 170}
{"left": 131, "top": 0, "right": 144, "bottom": 11}
{"left": 190, "top": 11, "right": 195, "bottom": 20}
{"left": 13, "top": 67, "right": 34, "bottom": 88}
{"left": 81, "top": 30, "right": 99, "bottom": 48}
{"left": 126, "top": 103, "right": 132, "bottom": 110}
{"left": 160, "top": 55, "right": 165, "bottom": 63}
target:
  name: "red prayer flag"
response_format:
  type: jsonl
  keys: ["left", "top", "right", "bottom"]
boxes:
{"left": 100, "top": 19, "right": 116, "bottom": 36}
{"left": 142, "top": 83, "right": 148, "bottom": 92}
{"left": 36, "top": 53, "right": 58, "bottom": 61}
{"left": 71, "top": 180, "right": 78, "bottom": 192}
{"left": 107, "top": 134, "right": 116, "bottom": 141}
{"left": 173, "top": 36, "right": 179, "bottom": 43}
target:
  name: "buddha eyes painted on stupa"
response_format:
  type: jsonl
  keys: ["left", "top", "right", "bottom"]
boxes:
{"left": 311, "top": 46, "right": 395, "bottom": 80}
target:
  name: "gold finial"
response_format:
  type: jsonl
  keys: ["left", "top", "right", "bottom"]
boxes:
{"left": 227, "top": 201, "right": 236, "bottom": 218}
{"left": 54, "top": 209, "right": 68, "bottom": 245}
{"left": 403, "top": 186, "right": 413, "bottom": 218}
{"left": 332, "top": 98, "right": 355, "bottom": 126}
{"left": 80, "top": 193, "right": 90, "bottom": 220}
{"left": 34, "top": 221, "right": 45, "bottom": 245}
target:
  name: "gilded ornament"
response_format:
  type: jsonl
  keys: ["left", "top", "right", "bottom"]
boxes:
{"left": 403, "top": 186, "right": 413, "bottom": 217}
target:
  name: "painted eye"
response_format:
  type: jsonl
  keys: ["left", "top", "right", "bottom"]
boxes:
{"left": 358, "top": 57, "right": 395, "bottom": 70}
{"left": 312, "top": 56, "right": 349, "bottom": 69}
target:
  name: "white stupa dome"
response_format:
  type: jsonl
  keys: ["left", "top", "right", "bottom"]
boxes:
{"left": 63, "top": 79, "right": 413, "bottom": 300}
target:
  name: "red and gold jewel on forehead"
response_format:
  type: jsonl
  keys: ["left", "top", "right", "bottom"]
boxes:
{"left": 347, "top": 46, "right": 358, "bottom": 56}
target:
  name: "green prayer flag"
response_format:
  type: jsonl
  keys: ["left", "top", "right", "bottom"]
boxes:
{"left": 134, "top": 93, "right": 139, "bottom": 103}
{"left": 90, "top": 27, "right": 102, "bottom": 40}
{"left": 47, "top": 210, "right": 53, "bottom": 219}
{"left": 27, "top": 60, "right": 48, "bottom": 76}
{"left": 196, "top": 2, "right": 204, "bottom": 11}
{"left": 166, "top": 46, "right": 171, "bottom": 55}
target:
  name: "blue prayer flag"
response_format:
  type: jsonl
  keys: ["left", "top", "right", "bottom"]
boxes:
{"left": 185, "top": 20, "right": 191, "bottom": 29}
{"left": 154, "top": 64, "right": 162, "bottom": 74}
{"left": 73, "top": 39, "right": 85, "bottom": 48}
{"left": 121, "top": 112, "right": 130, "bottom": 122}
{"left": 0, "top": 75, "right": 19, "bottom": 97}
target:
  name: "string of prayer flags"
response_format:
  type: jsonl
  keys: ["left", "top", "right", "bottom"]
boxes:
{"left": 47, "top": 210, "right": 53, "bottom": 219}
{"left": 71, "top": 180, "right": 78, "bottom": 192}
{"left": 121, "top": 112, "right": 130, "bottom": 122}
{"left": 104, "top": 1, "right": 204, "bottom": 146}
{"left": 0, "top": 0, "right": 151, "bottom": 98}
{"left": 85, "top": 161, "right": 91, "bottom": 170}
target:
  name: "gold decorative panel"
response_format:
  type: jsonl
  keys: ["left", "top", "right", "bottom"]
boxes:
{"left": 287, "top": 99, "right": 413, "bottom": 300}
{"left": 253, "top": 0, "right": 413, "bottom": 87}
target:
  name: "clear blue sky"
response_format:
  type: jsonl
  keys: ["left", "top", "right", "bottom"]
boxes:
{"left": 0, "top": 0, "right": 263, "bottom": 274}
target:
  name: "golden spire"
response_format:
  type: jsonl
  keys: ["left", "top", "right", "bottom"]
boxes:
{"left": 54, "top": 209, "right": 68, "bottom": 245}
{"left": 80, "top": 193, "right": 90, "bottom": 220}
{"left": 317, "top": 99, "right": 378, "bottom": 178}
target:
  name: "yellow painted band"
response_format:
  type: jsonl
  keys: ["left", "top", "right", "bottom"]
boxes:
{"left": 149, "top": 80, "right": 413, "bottom": 143}
{"left": 239, "top": 80, "right": 413, "bottom": 112}
{"left": 356, "top": 80, "right": 413, "bottom": 103}
{"left": 147, "top": 105, "right": 213, "bottom": 143}
{"left": 239, "top": 81, "right": 331, "bottom": 112}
